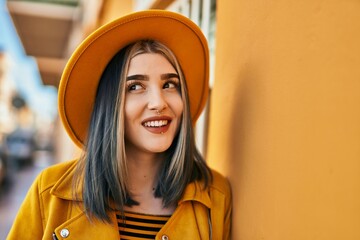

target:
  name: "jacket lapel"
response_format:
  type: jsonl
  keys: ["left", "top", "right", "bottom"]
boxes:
{"left": 50, "top": 161, "right": 82, "bottom": 201}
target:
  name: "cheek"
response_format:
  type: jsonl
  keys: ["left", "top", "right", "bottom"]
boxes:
{"left": 172, "top": 96, "right": 184, "bottom": 132}
{"left": 123, "top": 103, "right": 138, "bottom": 139}
{"left": 124, "top": 95, "right": 142, "bottom": 122}
{"left": 123, "top": 103, "right": 137, "bottom": 143}
{"left": 172, "top": 94, "right": 184, "bottom": 116}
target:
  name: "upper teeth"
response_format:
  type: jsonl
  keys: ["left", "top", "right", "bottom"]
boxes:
{"left": 144, "top": 120, "right": 168, "bottom": 127}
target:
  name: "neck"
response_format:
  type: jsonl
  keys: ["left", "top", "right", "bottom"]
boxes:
{"left": 125, "top": 148, "right": 165, "bottom": 195}
{"left": 123, "top": 146, "right": 176, "bottom": 215}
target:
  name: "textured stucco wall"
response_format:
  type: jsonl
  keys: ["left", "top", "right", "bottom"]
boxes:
{"left": 208, "top": 1, "right": 360, "bottom": 239}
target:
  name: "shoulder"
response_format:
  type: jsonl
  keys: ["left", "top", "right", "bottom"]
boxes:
{"left": 36, "top": 159, "right": 78, "bottom": 193}
{"left": 209, "top": 169, "right": 231, "bottom": 198}
{"left": 207, "top": 170, "right": 232, "bottom": 239}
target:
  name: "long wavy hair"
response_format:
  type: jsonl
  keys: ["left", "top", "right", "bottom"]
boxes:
{"left": 73, "top": 40, "right": 212, "bottom": 222}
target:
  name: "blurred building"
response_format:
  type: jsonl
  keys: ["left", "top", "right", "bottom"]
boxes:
{"left": 0, "top": 47, "right": 14, "bottom": 185}
{"left": 0, "top": 49, "right": 17, "bottom": 137}
{"left": 0, "top": 45, "right": 36, "bottom": 184}
{"left": 6, "top": 0, "right": 98, "bottom": 162}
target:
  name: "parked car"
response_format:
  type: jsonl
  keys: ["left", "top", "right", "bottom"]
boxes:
{"left": 0, "top": 150, "right": 6, "bottom": 185}
{"left": 0, "top": 143, "right": 10, "bottom": 194}
{"left": 3, "top": 128, "right": 36, "bottom": 168}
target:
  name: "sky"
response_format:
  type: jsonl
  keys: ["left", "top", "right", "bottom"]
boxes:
{"left": 0, "top": 0, "right": 58, "bottom": 121}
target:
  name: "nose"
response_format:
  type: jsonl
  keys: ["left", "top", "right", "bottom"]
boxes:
{"left": 147, "top": 88, "right": 168, "bottom": 112}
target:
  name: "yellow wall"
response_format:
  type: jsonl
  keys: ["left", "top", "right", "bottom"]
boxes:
{"left": 207, "top": 0, "right": 360, "bottom": 239}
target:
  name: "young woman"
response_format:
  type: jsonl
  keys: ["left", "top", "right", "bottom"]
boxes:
{"left": 7, "top": 10, "right": 231, "bottom": 240}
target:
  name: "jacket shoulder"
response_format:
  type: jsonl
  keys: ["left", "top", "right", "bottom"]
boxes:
{"left": 209, "top": 169, "right": 231, "bottom": 197}
{"left": 208, "top": 169, "right": 232, "bottom": 239}
{"left": 37, "top": 159, "right": 78, "bottom": 193}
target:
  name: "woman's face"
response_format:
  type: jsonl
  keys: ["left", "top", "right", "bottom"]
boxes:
{"left": 124, "top": 53, "right": 184, "bottom": 155}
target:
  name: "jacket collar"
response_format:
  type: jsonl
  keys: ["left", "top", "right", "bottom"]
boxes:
{"left": 50, "top": 160, "right": 82, "bottom": 201}
{"left": 51, "top": 161, "right": 212, "bottom": 208}
{"left": 178, "top": 180, "right": 212, "bottom": 208}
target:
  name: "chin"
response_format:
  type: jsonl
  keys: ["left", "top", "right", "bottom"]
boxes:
{"left": 145, "top": 145, "right": 172, "bottom": 154}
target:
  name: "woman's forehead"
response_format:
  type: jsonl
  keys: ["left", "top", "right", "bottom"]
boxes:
{"left": 127, "top": 53, "right": 177, "bottom": 75}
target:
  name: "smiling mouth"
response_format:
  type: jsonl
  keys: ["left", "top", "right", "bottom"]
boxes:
{"left": 143, "top": 120, "right": 169, "bottom": 127}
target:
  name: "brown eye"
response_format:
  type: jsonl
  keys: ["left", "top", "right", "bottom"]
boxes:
{"left": 127, "top": 81, "right": 144, "bottom": 92}
{"left": 163, "top": 80, "right": 178, "bottom": 89}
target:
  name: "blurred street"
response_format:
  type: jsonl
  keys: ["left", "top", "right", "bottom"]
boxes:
{"left": 0, "top": 151, "right": 54, "bottom": 239}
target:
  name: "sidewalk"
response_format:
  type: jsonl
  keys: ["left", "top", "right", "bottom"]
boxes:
{"left": 0, "top": 151, "right": 53, "bottom": 239}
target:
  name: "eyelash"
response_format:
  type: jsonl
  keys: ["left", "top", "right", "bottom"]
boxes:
{"left": 126, "top": 80, "right": 180, "bottom": 92}
{"left": 127, "top": 81, "right": 144, "bottom": 91}
{"left": 164, "top": 79, "right": 180, "bottom": 89}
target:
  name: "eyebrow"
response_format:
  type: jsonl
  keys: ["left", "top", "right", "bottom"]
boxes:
{"left": 161, "top": 73, "right": 179, "bottom": 80}
{"left": 126, "top": 73, "right": 179, "bottom": 81}
{"left": 126, "top": 74, "right": 148, "bottom": 81}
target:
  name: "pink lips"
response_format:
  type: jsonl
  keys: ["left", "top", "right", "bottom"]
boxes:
{"left": 141, "top": 116, "right": 172, "bottom": 134}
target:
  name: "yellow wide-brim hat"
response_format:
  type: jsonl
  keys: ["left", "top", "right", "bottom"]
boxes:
{"left": 58, "top": 10, "right": 209, "bottom": 148}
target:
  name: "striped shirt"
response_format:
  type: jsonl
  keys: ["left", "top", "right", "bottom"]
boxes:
{"left": 116, "top": 211, "right": 171, "bottom": 240}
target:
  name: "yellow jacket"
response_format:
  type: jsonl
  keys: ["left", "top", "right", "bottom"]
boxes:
{"left": 7, "top": 160, "right": 231, "bottom": 240}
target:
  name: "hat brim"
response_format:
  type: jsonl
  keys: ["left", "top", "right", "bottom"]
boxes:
{"left": 58, "top": 10, "right": 209, "bottom": 148}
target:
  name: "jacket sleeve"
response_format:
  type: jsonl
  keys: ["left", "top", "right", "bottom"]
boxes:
{"left": 7, "top": 172, "right": 44, "bottom": 240}
{"left": 210, "top": 170, "right": 232, "bottom": 240}
{"left": 223, "top": 178, "right": 232, "bottom": 240}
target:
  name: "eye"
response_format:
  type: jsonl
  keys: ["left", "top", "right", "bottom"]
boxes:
{"left": 127, "top": 81, "right": 144, "bottom": 92}
{"left": 163, "top": 80, "right": 179, "bottom": 89}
